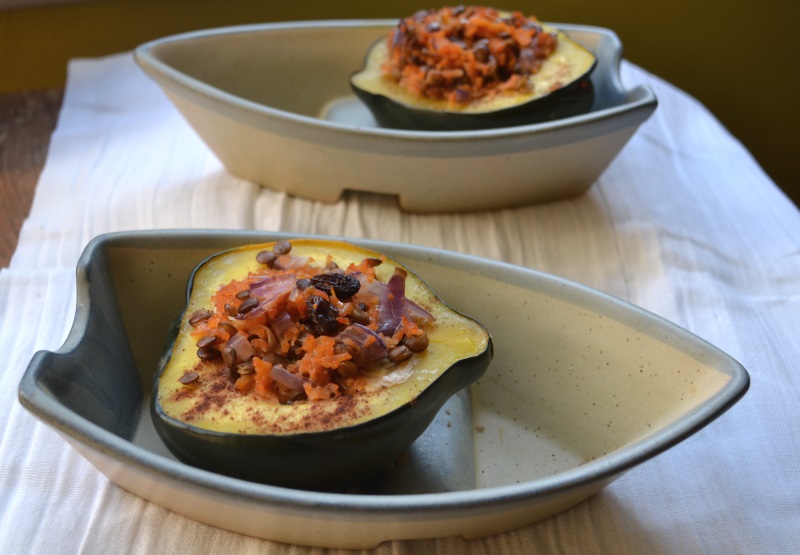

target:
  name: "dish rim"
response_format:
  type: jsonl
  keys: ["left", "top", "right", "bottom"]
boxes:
{"left": 19, "top": 229, "right": 749, "bottom": 517}
{"left": 133, "top": 19, "right": 658, "bottom": 142}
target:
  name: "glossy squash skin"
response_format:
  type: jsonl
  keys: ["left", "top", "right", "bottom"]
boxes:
{"left": 152, "top": 239, "right": 492, "bottom": 488}
{"left": 350, "top": 26, "right": 597, "bottom": 131}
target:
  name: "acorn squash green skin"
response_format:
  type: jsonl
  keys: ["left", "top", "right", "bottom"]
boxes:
{"left": 353, "top": 78, "right": 595, "bottom": 131}
{"left": 152, "top": 347, "right": 491, "bottom": 489}
{"left": 151, "top": 240, "right": 493, "bottom": 489}
{"left": 350, "top": 28, "right": 597, "bottom": 131}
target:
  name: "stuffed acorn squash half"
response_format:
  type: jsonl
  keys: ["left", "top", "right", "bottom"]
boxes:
{"left": 350, "top": 6, "right": 597, "bottom": 131}
{"left": 153, "top": 239, "right": 492, "bottom": 488}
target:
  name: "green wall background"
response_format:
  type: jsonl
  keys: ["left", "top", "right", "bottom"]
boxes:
{"left": 1, "top": 0, "right": 797, "bottom": 205}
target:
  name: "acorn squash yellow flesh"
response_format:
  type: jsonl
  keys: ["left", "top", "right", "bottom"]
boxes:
{"left": 152, "top": 239, "right": 492, "bottom": 487}
{"left": 350, "top": 25, "right": 597, "bottom": 131}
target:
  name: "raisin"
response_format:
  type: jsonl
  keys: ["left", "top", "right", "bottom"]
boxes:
{"left": 305, "top": 295, "right": 340, "bottom": 336}
{"left": 309, "top": 272, "right": 361, "bottom": 300}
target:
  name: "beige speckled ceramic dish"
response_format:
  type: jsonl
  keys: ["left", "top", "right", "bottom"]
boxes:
{"left": 19, "top": 231, "right": 748, "bottom": 548}
{"left": 134, "top": 21, "right": 657, "bottom": 212}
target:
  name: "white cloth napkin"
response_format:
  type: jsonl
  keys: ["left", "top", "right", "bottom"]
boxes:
{"left": 1, "top": 51, "right": 798, "bottom": 553}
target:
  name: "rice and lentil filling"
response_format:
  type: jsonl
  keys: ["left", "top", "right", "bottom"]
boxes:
{"left": 183, "top": 240, "right": 435, "bottom": 405}
{"left": 383, "top": 5, "right": 558, "bottom": 105}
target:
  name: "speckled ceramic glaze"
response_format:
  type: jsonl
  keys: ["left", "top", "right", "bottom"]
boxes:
{"left": 19, "top": 231, "right": 748, "bottom": 548}
{"left": 134, "top": 21, "right": 657, "bottom": 212}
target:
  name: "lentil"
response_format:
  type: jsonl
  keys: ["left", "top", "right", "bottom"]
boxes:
{"left": 188, "top": 309, "right": 212, "bottom": 326}
{"left": 388, "top": 345, "right": 413, "bottom": 362}
{"left": 197, "top": 347, "right": 219, "bottom": 360}
{"left": 237, "top": 296, "right": 259, "bottom": 314}
{"left": 196, "top": 334, "right": 218, "bottom": 349}
{"left": 221, "top": 346, "right": 237, "bottom": 367}
{"left": 404, "top": 330, "right": 429, "bottom": 352}
{"left": 256, "top": 250, "right": 277, "bottom": 266}
{"left": 179, "top": 371, "right": 199, "bottom": 384}
{"left": 273, "top": 240, "right": 292, "bottom": 255}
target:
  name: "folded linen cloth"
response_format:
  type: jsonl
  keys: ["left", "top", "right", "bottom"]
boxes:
{"left": 1, "top": 51, "right": 798, "bottom": 553}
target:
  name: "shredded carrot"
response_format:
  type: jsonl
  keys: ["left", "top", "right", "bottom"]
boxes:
{"left": 252, "top": 357, "right": 277, "bottom": 401}
{"left": 250, "top": 337, "right": 269, "bottom": 353}
{"left": 247, "top": 325, "right": 270, "bottom": 339}
{"left": 304, "top": 382, "right": 340, "bottom": 401}
{"left": 235, "top": 374, "right": 255, "bottom": 395}
{"left": 278, "top": 323, "right": 304, "bottom": 355}
{"left": 298, "top": 335, "right": 352, "bottom": 382}
{"left": 401, "top": 315, "right": 423, "bottom": 337}
{"left": 383, "top": 6, "right": 557, "bottom": 105}
{"left": 346, "top": 255, "right": 384, "bottom": 281}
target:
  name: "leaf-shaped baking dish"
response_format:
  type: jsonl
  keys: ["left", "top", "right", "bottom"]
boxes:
{"left": 134, "top": 21, "right": 657, "bottom": 212}
{"left": 19, "top": 230, "right": 748, "bottom": 549}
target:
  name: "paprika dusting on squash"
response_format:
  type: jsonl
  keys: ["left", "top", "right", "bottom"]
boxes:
{"left": 185, "top": 240, "right": 435, "bottom": 405}
{"left": 383, "top": 5, "right": 558, "bottom": 106}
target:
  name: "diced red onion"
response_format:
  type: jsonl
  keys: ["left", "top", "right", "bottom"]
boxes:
{"left": 227, "top": 333, "right": 254, "bottom": 363}
{"left": 250, "top": 273, "right": 296, "bottom": 298}
{"left": 404, "top": 298, "right": 434, "bottom": 325}
{"left": 354, "top": 273, "right": 383, "bottom": 297}
{"left": 288, "top": 284, "right": 303, "bottom": 304}
{"left": 336, "top": 324, "right": 387, "bottom": 367}
{"left": 354, "top": 269, "right": 435, "bottom": 333}
{"left": 269, "top": 364, "right": 305, "bottom": 391}
{"left": 241, "top": 274, "right": 297, "bottom": 320}
{"left": 269, "top": 310, "right": 295, "bottom": 338}
{"left": 273, "top": 255, "right": 312, "bottom": 271}
{"left": 372, "top": 365, "right": 414, "bottom": 390}
{"left": 376, "top": 268, "right": 408, "bottom": 335}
